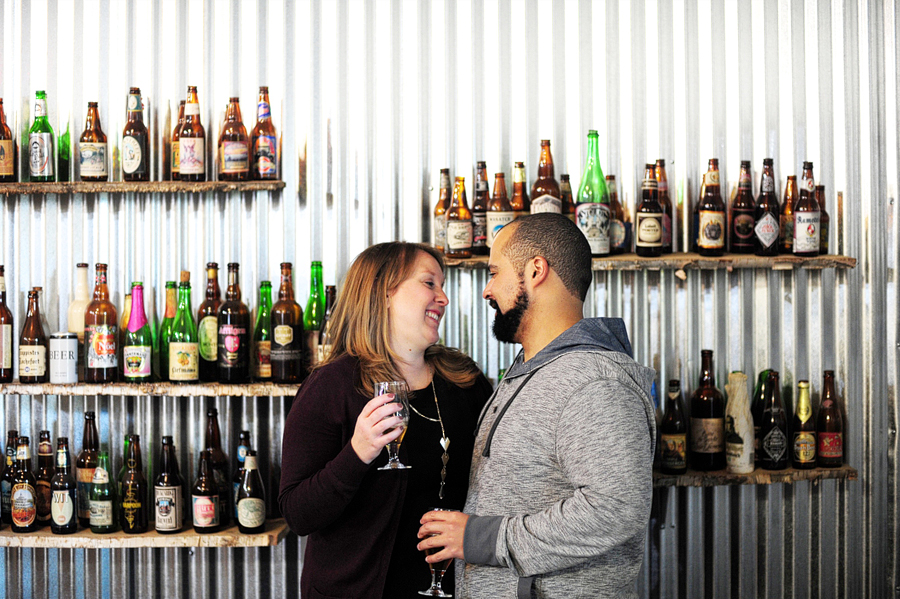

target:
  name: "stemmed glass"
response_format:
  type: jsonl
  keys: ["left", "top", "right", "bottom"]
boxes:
{"left": 419, "top": 508, "right": 456, "bottom": 597}
{"left": 375, "top": 381, "right": 411, "bottom": 470}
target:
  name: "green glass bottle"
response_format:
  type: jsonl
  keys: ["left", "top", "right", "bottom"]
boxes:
{"left": 158, "top": 281, "right": 177, "bottom": 381}
{"left": 303, "top": 261, "right": 325, "bottom": 367}
{"left": 28, "top": 90, "right": 55, "bottom": 182}
{"left": 90, "top": 451, "right": 116, "bottom": 533}
{"left": 169, "top": 272, "right": 199, "bottom": 383}
{"left": 124, "top": 283, "right": 153, "bottom": 382}
{"left": 575, "top": 130, "right": 611, "bottom": 257}
{"left": 253, "top": 281, "right": 273, "bottom": 381}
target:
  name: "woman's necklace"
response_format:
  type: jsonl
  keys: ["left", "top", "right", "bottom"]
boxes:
{"left": 409, "top": 379, "right": 450, "bottom": 499}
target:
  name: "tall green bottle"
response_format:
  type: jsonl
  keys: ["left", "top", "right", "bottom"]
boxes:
{"left": 90, "top": 451, "right": 116, "bottom": 533}
{"left": 29, "top": 91, "right": 55, "bottom": 182}
{"left": 253, "top": 281, "right": 273, "bottom": 381}
{"left": 575, "top": 130, "right": 610, "bottom": 257}
{"left": 303, "top": 261, "right": 325, "bottom": 367}
{"left": 158, "top": 281, "right": 177, "bottom": 381}
{"left": 124, "top": 283, "right": 153, "bottom": 382}
{"left": 168, "top": 272, "right": 199, "bottom": 383}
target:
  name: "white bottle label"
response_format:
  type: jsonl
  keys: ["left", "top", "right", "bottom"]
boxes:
{"left": 698, "top": 211, "right": 726, "bottom": 249}
{"left": 530, "top": 194, "right": 562, "bottom": 214}
{"left": 755, "top": 212, "right": 780, "bottom": 249}
{"left": 237, "top": 497, "right": 266, "bottom": 529}
{"left": 155, "top": 485, "right": 183, "bottom": 531}
{"left": 19, "top": 345, "right": 47, "bottom": 376}
{"left": 576, "top": 203, "right": 611, "bottom": 254}
{"left": 793, "top": 211, "right": 820, "bottom": 253}
{"left": 51, "top": 490, "right": 75, "bottom": 525}
{"left": 179, "top": 138, "right": 205, "bottom": 174}
{"left": 29, "top": 133, "right": 54, "bottom": 177}
{"left": 0, "top": 324, "right": 11, "bottom": 369}
{"left": 122, "top": 137, "right": 143, "bottom": 174}
{"left": 486, "top": 212, "right": 515, "bottom": 248}
{"left": 79, "top": 142, "right": 108, "bottom": 176}
{"left": 636, "top": 213, "right": 663, "bottom": 247}
{"left": 446, "top": 221, "right": 474, "bottom": 250}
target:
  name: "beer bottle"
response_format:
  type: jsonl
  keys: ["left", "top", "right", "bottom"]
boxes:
{"left": 218, "top": 97, "right": 249, "bottom": 181}
{"left": 206, "top": 408, "right": 230, "bottom": 523}
{"left": 119, "top": 433, "right": 148, "bottom": 533}
{"left": 445, "top": 177, "right": 474, "bottom": 259}
{"left": 11, "top": 437, "right": 38, "bottom": 532}
{"left": 155, "top": 435, "right": 184, "bottom": 533}
{"left": 659, "top": 380, "right": 688, "bottom": 475}
{"left": 158, "top": 281, "right": 178, "bottom": 381}
{"left": 817, "top": 370, "right": 844, "bottom": 467}
{"left": 123, "top": 283, "right": 153, "bottom": 382}
{"left": 575, "top": 131, "right": 611, "bottom": 256}
{"left": 1, "top": 430, "right": 17, "bottom": 524}
{"left": 78, "top": 102, "right": 108, "bottom": 181}
{"left": 689, "top": 349, "right": 726, "bottom": 471}
{"left": 817, "top": 185, "right": 830, "bottom": 254}
{"left": 607, "top": 175, "right": 628, "bottom": 254}
{"left": 50, "top": 437, "right": 77, "bottom": 534}
{"left": 33, "top": 286, "right": 51, "bottom": 342}
{"left": 635, "top": 164, "right": 663, "bottom": 257}
{"left": 66, "top": 263, "right": 91, "bottom": 381}
{"left": 759, "top": 370, "right": 789, "bottom": 470}
{"left": 559, "top": 174, "right": 576, "bottom": 224}
{"left": 236, "top": 450, "right": 266, "bottom": 534}
{"left": 750, "top": 369, "right": 773, "bottom": 466}
{"left": 0, "top": 99, "right": 17, "bottom": 182}
{"left": 724, "top": 372, "right": 755, "bottom": 474}
{"left": 433, "top": 168, "right": 451, "bottom": 252}
{"left": 530, "top": 140, "right": 561, "bottom": 214}
{"left": 793, "top": 161, "right": 820, "bottom": 257}
{"left": 19, "top": 289, "right": 49, "bottom": 383}
{"left": 253, "top": 281, "right": 273, "bottom": 381}
{"left": 29, "top": 90, "right": 55, "bottom": 182}
{"left": 35, "top": 430, "right": 54, "bottom": 525}
{"left": 179, "top": 86, "right": 206, "bottom": 182}
{"left": 84, "top": 263, "right": 118, "bottom": 383}
{"left": 792, "top": 380, "right": 817, "bottom": 469}
{"left": 198, "top": 263, "right": 222, "bottom": 382}
{"left": 317, "top": 285, "right": 337, "bottom": 364}
{"left": 169, "top": 272, "right": 199, "bottom": 383}
{"left": 232, "top": 430, "right": 251, "bottom": 519}
{"left": 655, "top": 160, "right": 673, "bottom": 253}
{"left": 170, "top": 100, "right": 185, "bottom": 180}
{"left": 0, "top": 266, "right": 13, "bottom": 383}
{"left": 192, "top": 450, "right": 220, "bottom": 533}
{"left": 471, "top": 161, "right": 489, "bottom": 255}
{"left": 250, "top": 86, "right": 278, "bottom": 180}
{"left": 271, "top": 263, "right": 305, "bottom": 383}
{"left": 75, "top": 412, "right": 99, "bottom": 528}
{"left": 218, "top": 263, "right": 251, "bottom": 383}
{"left": 303, "top": 261, "right": 326, "bottom": 368}
{"left": 697, "top": 159, "right": 726, "bottom": 256}
{"left": 510, "top": 162, "right": 531, "bottom": 220}
{"left": 754, "top": 159, "right": 780, "bottom": 256}
{"left": 122, "top": 87, "right": 149, "bottom": 181}
{"left": 729, "top": 160, "right": 756, "bottom": 253}
{"left": 90, "top": 450, "right": 116, "bottom": 533}
{"left": 486, "top": 173, "right": 515, "bottom": 249}
{"left": 780, "top": 176, "right": 798, "bottom": 254}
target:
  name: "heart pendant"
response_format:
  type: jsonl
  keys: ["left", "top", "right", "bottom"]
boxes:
{"left": 440, "top": 437, "right": 450, "bottom": 451}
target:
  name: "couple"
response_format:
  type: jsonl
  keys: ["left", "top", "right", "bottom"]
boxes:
{"left": 279, "top": 214, "right": 657, "bottom": 599}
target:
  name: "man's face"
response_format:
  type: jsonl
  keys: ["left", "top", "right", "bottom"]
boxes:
{"left": 482, "top": 227, "right": 529, "bottom": 343}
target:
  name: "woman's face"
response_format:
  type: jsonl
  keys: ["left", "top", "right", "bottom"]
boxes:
{"left": 387, "top": 251, "right": 448, "bottom": 359}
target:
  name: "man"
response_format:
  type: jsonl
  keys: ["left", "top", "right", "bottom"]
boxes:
{"left": 418, "top": 213, "right": 656, "bottom": 598}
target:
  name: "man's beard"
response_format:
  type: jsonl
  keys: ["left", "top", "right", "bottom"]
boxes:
{"left": 491, "top": 285, "right": 529, "bottom": 343}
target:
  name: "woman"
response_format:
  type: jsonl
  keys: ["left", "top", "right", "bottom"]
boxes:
{"left": 279, "top": 242, "right": 493, "bottom": 599}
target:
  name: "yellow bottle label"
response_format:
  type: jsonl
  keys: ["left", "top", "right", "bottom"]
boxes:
{"left": 169, "top": 342, "right": 199, "bottom": 380}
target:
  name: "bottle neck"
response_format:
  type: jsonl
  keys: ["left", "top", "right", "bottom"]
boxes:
{"left": 93, "top": 271, "right": 109, "bottom": 300}
{"left": 244, "top": 455, "right": 258, "bottom": 471}
{"left": 126, "top": 442, "right": 143, "bottom": 471}
{"left": 206, "top": 417, "right": 222, "bottom": 450}
{"left": 258, "top": 286, "right": 272, "bottom": 310}
{"left": 164, "top": 287, "right": 177, "bottom": 318}
{"left": 75, "top": 267, "right": 90, "bottom": 299}
{"left": 127, "top": 94, "right": 143, "bottom": 122}
{"left": 128, "top": 287, "right": 148, "bottom": 332}
{"left": 177, "top": 286, "right": 192, "bottom": 313}
{"left": 206, "top": 269, "right": 220, "bottom": 300}
{"left": 699, "top": 355, "right": 715, "bottom": 386}
{"left": 55, "top": 446, "right": 71, "bottom": 472}
{"left": 27, "top": 295, "right": 40, "bottom": 319}
{"left": 227, "top": 269, "right": 242, "bottom": 301}
{"left": 280, "top": 272, "right": 295, "bottom": 301}
{"left": 83, "top": 419, "right": 98, "bottom": 450}
{"left": 257, "top": 94, "right": 271, "bottom": 121}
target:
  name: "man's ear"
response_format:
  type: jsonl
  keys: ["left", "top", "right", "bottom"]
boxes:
{"left": 526, "top": 256, "right": 551, "bottom": 287}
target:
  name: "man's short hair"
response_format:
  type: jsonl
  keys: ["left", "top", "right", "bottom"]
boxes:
{"left": 502, "top": 213, "right": 593, "bottom": 301}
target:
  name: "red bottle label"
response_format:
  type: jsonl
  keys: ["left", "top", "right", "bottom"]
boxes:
{"left": 818, "top": 432, "right": 843, "bottom": 459}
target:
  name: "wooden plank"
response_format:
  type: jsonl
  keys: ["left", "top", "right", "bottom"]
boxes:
{"left": 0, "top": 382, "right": 300, "bottom": 397}
{"left": 0, "top": 181, "right": 285, "bottom": 195}
{"left": 444, "top": 253, "right": 857, "bottom": 271}
{"left": 0, "top": 519, "right": 290, "bottom": 549}
{"left": 652, "top": 464, "right": 858, "bottom": 488}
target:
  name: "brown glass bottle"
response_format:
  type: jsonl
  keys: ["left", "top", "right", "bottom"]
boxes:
{"left": 11, "top": 436, "right": 38, "bottom": 532}
{"left": 49, "top": 436, "right": 77, "bottom": 534}
{"left": 607, "top": 176, "right": 628, "bottom": 254}
{"left": 759, "top": 370, "right": 788, "bottom": 470}
{"left": 75, "top": 411, "right": 99, "bottom": 527}
{"left": 635, "top": 164, "right": 663, "bottom": 257}
{"left": 232, "top": 430, "right": 252, "bottom": 520}
{"left": 217, "top": 263, "right": 251, "bottom": 383}
{"left": 84, "top": 263, "right": 118, "bottom": 383}
{"left": 191, "top": 450, "right": 221, "bottom": 533}
{"left": 122, "top": 88, "right": 149, "bottom": 181}
{"left": 697, "top": 159, "right": 726, "bottom": 256}
{"left": 119, "top": 433, "right": 148, "bottom": 533}
{"left": 198, "top": 263, "right": 222, "bottom": 382}
{"left": 179, "top": 86, "right": 206, "bottom": 182}
{"left": 817, "top": 370, "right": 844, "bottom": 467}
{"left": 817, "top": 185, "right": 830, "bottom": 254}
{"left": 250, "top": 86, "right": 278, "bottom": 180}
{"left": 271, "top": 263, "right": 305, "bottom": 383}
{"left": 170, "top": 100, "right": 185, "bottom": 180}
{"left": 793, "top": 161, "right": 820, "bottom": 257}
{"left": 154, "top": 435, "right": 184, "bottom": 533}
{"left": 205, "top": 408, "right": 230, "bottom": 524}
{"left": 689, "top": 349, "right": 726, "bottom": 471}
{"left": 780, "top": 176, "right": 798, "bottom": 254}
{"left": 0, "top": 266, "right": 13, "bottom": 382}
{"left": 0, "top": 99, "right": 17, "bottom": 182}
{"left": 730, "top": 160, "right": 756, "bottom": 253}
{"left": 79, "top": 102, "right": 108, "bottom": 182}
{"left": 471, "top": 161, "right": 489, "bottom": 255}
{"left": 433, "top": 168, "right": 451, "bottom": 252}
{"left": 218, "top": 97, "right": 249, "bottom": 181}
{"left": 660, "top": 379, "right": 688, "bottom": 475}
{"left": 19, "top": 289, "right": 49, "bottom": 383}
{"left": 486, "top": 173, "right": 515, "bottom": 249}
{"left": 530, "top": 140, "right": 561, "bottom": 214}
{"left": 34, "top": 430, "right": 54, "bottom": 526}
{"left": 792, "top": 381, "right": 817, "bottom": 470}
{"left": 754, "top": 158, "right": 780, "bottom": 256}
{"left": 236, "top": 449, "right": 266, "bottom": 534}
{"left": 655, "top": 160, "right": 673, "bottom": 253}
{"left": 559, "top": 174, "right": 576, "bottom": 224}
{"left": 511, "top": 162, "right": 531, "bottom": 219}
{"left": 445, "top": 176, "right": 474, "bottom": 258}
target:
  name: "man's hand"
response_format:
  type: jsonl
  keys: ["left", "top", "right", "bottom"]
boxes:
{"left": 417, "top": 510, "right": 470, "bottom": 563}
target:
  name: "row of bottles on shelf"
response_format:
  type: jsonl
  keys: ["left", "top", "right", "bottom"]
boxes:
{"left": 0, "top": 409, "right": 266, "bottom": 535}
{"left": 433, "top": 133, "right": 833, "bottom": 259}
{"left": 654, "top": 349, "right": 845, "bottom": 475}
{"left": 0, "top": 86, "right": 278, "bottom": 183}
{"left": 0, "top": 262, "right": 338, "bottom": 385}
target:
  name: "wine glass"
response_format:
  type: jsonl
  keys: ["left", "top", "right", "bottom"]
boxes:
{"left": 375, "top": 381, "right": 411, "bottom": 470}
{"left": 419, "top": 507, "right": 456, "bottom": 597}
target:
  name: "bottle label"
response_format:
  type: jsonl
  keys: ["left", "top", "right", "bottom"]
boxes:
{"left": 780, "top": 213, "right": 794, "bottom": 249}
{"left": 486, "top": 212, "right": 515, "bottom": 248}
{"left": 762, "top": 174, "right": 775, "bottom": 193}
{"left": 92, "top": 465, "right": 110, "bottom": 484}
{"left": 128, "top": 93, "right": 142, "bottom": 112}
{"left": 155, "top": 485, "right": 183, "bottom": 531}
{"left": 218, "top": 323, "right": 247, "bottom": 368}
{"left": 576, "top": 203, "right": 611, "bottom": 254}
{"left": 0, "top": 140, "right": 14, "bottom": 176}
{"left": 274, "top": 325, "right": 293, "bottom": 346}
{"left": 51, "top": 489, "right": 75, "bottom": 525}
{"left": 36, "top": 479, "right": 52, "bottom": 521}
{"left": 793, "top": 431, "right": 816, "bottom": 463}
{"left": 433, "top": 213, "right": 447, "bottom": 249}
{"left": 762, "top": 426, "right": 787, "bottom": 462}
{"left": 257, "top": 101, "right": 272, "bottom": 119}
{"left": 530, "top": 194, "right": 562, "bottom": 214}
{"left": 169, "top": 342, "right": 199, "bottom": 380}
{"left": 256, "top": 340, "right": 272, "bottom": 377}
{"left": 660, "top": 433, "right": 687, "bottom": 470}
{"left": 698, "top": 211, "right": 725, "bottom": 249}
{"left": 793, "top": 211, "right": 820, "bottom": 253}
{"left": 472, "top": 213, "right": 487, "bottom": 248}
{"left": 804, "top": 177, "right": 815, "bottom": 193}
{"left": 220, "top": 140, "right": 249, "bottom": 173}
{"left": 818, "top": 432, "right": 843, "bottom": 459}
{"left": 732, "top": 210, "right": 755, "bottom": 242}
{"left": 179, "top": 138, "right": 205, "bottom": 174}
{"left": 317, "top": 342, "right": 331, "bottom": 364}
{"left": 171, "top": 142, "right": 180, "bottom": 174}
{"left": 636, "top": 213, "right": 663, "bottom": 247}
{"left": 76, "top": 467, "right": 95, "bottom": 520}
{"left": 253, "top": 135, "right": 278, "bottom": 176}
{"left": 706, "top": 170, "right": 720, "bottom": 186}
{"left": 184, "top": 102, "right": 200, "bottom": 116}
{"left": 90, "top": 499, "right": 114, "bottom": 526}
{"left": 121, "top": 482, "right": 143, "bottom": 529}
{"left": 29, "top": 132, "right": 54, "bottom": 177}
{"left": 11, "top": 483, "right": 37, "bottom": 526}
{"left": 726, "top": 439, "right": 751, "bottom": 470}
{"left": 123, "top": 345, "right": 152, "bottom": 377}
{"left": 796, "top": 400, "right": 812, "bottom": 423}
{"left": 86, "top": 324, "right": 118, "bottom": 368}
{"left": 237, "top": 497, "right": 266, "bottom": 529}
{"left": 79, "top": 142, "right": 108, "bottom": 176}
{"left": 1, "top": 323, "right": 11, "bottom": 369}
{"left": 446, "top": 220, "right": 474, "bottom": 250}
{"left": 19, "top": 345, "right": 47, "bottom": 376}
{"left": 56, "top": 447, "right": 69, "bottom": 469}
{"left": 610, "top": 219, "right": 626, "bottom": 250}
{"left": 755, "top": 213, "right": 780, "bottom": 249}
{"left": 658, "top": 179, "right": 668, "bottom": 192}
{"left": 192, "top": 494, "right": 219, "bottom": 527}
{"left": 122, "top": 136, "right": 144, "bottom": 174}
{"left": 662, "top": 213, "right": 672, "bottom": 248}
{"left": 690, "top": 417, "right": 725, "bottom": 453}
{"left": 199, "top": 315, "right": 218, "bottom": 361}
{"left": 34, "top": 98, "right": 48, "bottom": 117}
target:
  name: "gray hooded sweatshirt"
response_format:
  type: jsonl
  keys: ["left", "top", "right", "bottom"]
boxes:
{"left": 458, "top": 318, "right": 656, "bottom": 599}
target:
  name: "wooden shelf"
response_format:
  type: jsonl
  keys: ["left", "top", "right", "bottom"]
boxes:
{"left": 0, "top": 381, "right": 300, "bottom": 397}
{"left": 0, "top": 518, "right": 289, "bottom": 548}
{"left": 445, "top": 253, "right": 857, "bottom": 271}
{"left": 0, "top": 181, "right": 285, "bottom": 195}
{"left": 653, "top": 464, "right": 858, "bottom": 488}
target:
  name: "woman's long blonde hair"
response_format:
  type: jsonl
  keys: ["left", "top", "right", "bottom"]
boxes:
{"left": 317, "top": 242, "right": 481, "bottom": 396}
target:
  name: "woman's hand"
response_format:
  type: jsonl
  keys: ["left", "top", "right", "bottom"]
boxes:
{"left": 350, "top": 393, "right": 406, "bottom": 464}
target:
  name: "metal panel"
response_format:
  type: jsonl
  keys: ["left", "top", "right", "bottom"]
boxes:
{"left": 0, "top": 0, "right": 896, "bottom": 597}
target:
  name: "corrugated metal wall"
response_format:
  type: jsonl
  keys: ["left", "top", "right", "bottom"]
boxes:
{"left": 0, "top": 0, "right": 895, "bottom": 597}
